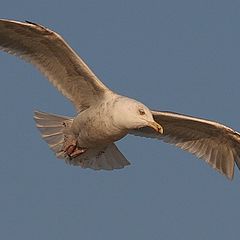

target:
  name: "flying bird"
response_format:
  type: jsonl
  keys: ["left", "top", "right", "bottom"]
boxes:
{"left": 0, "top": 19, "right": 240, "bottom": 180}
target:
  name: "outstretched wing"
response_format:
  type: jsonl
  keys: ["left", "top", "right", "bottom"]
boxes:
{"left": 0, "top": 19, "right": 109, "bottom": 111}
{"left": 130, "top": 111, "right": 240, "bottom": 180}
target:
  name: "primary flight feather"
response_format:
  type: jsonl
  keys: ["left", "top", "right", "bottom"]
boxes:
{"left": 0, "top": 19, "right": 240, "bottom": 180}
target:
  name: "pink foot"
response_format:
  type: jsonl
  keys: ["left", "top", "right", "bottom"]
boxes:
{"left": 61, "top": 139, "right": 87, "bottom": 159}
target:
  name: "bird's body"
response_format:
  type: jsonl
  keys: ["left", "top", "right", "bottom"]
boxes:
{"left": 1, "top": 19, "right": 240, "bottom": 179}
{"left": 71, "top": 94, "right": 128, "bottom": 148}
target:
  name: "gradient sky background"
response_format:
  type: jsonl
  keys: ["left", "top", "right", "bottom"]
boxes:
{"left": 0, "top": 1, "right": 240, "bottom": 239}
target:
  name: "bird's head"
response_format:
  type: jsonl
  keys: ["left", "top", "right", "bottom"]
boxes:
{"left": 112, "top": 97, "right": 163, "bottom": 134}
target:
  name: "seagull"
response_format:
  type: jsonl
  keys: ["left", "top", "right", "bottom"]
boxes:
{"left": 0, "top": 19, "right": 240, "bottom": 180}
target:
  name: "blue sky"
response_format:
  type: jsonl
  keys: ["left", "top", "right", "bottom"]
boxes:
{"left": 0, "top": 1, "right": 240, "bottom": 239}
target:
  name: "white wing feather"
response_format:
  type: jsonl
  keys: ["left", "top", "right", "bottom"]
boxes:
{"left": 66, "top": 144, "right": 130, "bottom": 170}
{"left": 130, "top": 111, "right": 240, "bottom": 180}
{"left": 0, "top": 19, "right": 109, "bottom": 111}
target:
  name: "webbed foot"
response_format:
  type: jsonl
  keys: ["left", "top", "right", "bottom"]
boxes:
{"left": 61, "top": 138, "right": 87, "bottom": 159}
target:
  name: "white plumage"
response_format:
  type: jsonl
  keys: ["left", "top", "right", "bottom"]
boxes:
{"left": 0, "top": 19, "right": 240, "bottom": 180}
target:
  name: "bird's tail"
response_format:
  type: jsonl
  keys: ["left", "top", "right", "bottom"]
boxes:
{"left": 33, "top": 110, "right": 73, "bottom": 158}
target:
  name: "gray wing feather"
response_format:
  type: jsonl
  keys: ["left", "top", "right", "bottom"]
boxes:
{"left": 130, "top": 111, "right": 240, "bottom": 180}
{"left": 0, "top": 19, "right": 109, "bottom": 111}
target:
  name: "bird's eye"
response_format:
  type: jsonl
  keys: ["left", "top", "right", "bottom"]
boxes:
{"left": 139, "top": 109, "right": 145, "bottom": 115}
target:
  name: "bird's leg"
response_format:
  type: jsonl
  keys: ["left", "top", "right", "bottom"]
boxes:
{"left": 61, "top": 137, "right": 87, "bottom": 159}
{"left": 69, "top": 147, "right": 87, "bottom": 158}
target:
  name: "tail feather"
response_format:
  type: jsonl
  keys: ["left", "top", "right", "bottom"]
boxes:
{"left": 34, "top": 110, "right": 73, "bottom": 157}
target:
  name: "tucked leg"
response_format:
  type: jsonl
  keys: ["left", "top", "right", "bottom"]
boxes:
{"left": 61, "top": 137, "right": 87, "bottom": 159}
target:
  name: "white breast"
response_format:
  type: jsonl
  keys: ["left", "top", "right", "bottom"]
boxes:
{"left": 71, "top": 100, "right": 127, "bottom": 148}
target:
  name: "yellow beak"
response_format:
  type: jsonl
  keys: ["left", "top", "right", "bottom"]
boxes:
{"left": 147, "top": 121, "right": 163, "bottom": 134}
